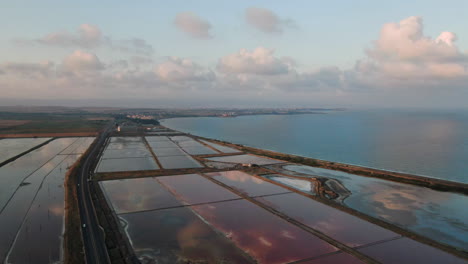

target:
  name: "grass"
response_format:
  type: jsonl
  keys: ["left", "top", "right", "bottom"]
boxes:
{"left": 63, "top": 137, "right": 98, "bottom": 264}
{"left": 0, "top": 112, "right": 112, "bottom": 135}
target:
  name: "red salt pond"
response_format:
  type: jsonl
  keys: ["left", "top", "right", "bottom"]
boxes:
{"left": 157, "top": 174, "right": 240, "bottom": 205}
{"left": 100, "top": 177, "right": 182, "bottom": 214}
{"left": 256, "top": 193, "right": 399, "bottom": 247}
{"left": 358, "top": 237, "right": 467, "bottom": 264}
{"left": 204, "top": 171, "right": 290, "bottom": 197}
{"left": 298, "top": 252, "right": 365, "bottom": 264}
{"left": 119, "top": 206, "right": 254, "bottom": 263}
{"left": 191, "top": 199, "right": 338, "bottom": 264}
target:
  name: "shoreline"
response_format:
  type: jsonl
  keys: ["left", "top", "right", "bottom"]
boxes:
{"left": 159, "top": 119, "right": 468, "bottom": 191}
{"left": 190, "top": 134, "right": 468, "bottom": 195}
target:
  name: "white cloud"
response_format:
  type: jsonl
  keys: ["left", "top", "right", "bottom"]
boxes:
{"left": 155, "top": 57, "right": 214, "bottom": 82}
{"left": 111, "top": 38, "right": 154, "bottom": 56}
{"left": 217, "top": 47, "right": 293, "bottom": 75}
{"left": 37, "top": 24, "right": 102, "bottom": 48}
{"left": 62, "top": 50, "right": 103, "bottom": 73}
{"left": 174, "top": 12, "right": 212, "bottom": 39}
{"left": 28, "top": 24, "right": 154, "bottom": 56}
{"left": 2, "top": 16, "right": 468, "bottom": 108}
{"left": 0, "top": 61, "right": 55, "bottom": 78}
{"left": 362, "top": 16, "right": 468, "bottom": 81}
{"left": 245, "top": 7, "right": 294, "bottom": 33}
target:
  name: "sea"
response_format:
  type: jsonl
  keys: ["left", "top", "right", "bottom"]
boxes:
{"left": 161, "top": 109, "right": 468, "bottom": 184}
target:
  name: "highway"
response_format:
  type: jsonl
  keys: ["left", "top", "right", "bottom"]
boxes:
{"left": 76, "top": 125, "right": 112, "bottom": 264}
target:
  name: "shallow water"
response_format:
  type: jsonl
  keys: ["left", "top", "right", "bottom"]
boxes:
{"left": 299, "top": 252, "right": 365, "bottom": 264}
{"left": 358, "top": 237, "right": 467, "bottom": 264}
{"left": 256, "top": 193, "right": 399, "bottom": 247}
{"left": 96, "top": 157, "right": 159, "bottom": 172}
{"left": 110, "top": 137, "right": 142, "bottom": 143}
{"left": 267, "top": 164, "right": 468, "bottom": 251}
{"left": 200, "top": 140, "right": 240, "bottom": 153}
{"left": 101, "top": 148, "right": 152, "bottom": 159}
{"left": 206, "top": 154, "right": 284, "bottom": 165}
{"left": 100, "top": 177, "right": 182, "bottom": 214}
{"left": 148, "top": 141, "right": 178, "bottom": 148}
{"left": 5, "top": 154, "right": 81, "bottom": 264}
{"left": 157, "top": 174, "right": 239, "bottom": 204}
{"left": 181, "top": 145, "right": 218, "bottom": 155}
{"left": 205, "top": 171, "right": 290, "bottom": 197}
{"left": 106, "top": 142, "right": 147, "bottom": 150}
{"left": 0, "top": 155, "right": 68, "bottom": 262}
{"left": 119, "top": 207, "right": 255, "bottom": 264}
{"left": 59, "top": 137, "right": 94, "bottom": 155}
{"left": 191, "top": 199, "right": 338, "bottom": 264}
{"left": 157, "top": 155, "right": 202, "bottom": 169}
{"left": 145, "top": 136, "right": 171, "bottom": 142}
{"left": 151, "top": 147, "right": 186, "bottom": 157}
{"left": 264, "top": 174, "right": 317, "bottom": 195}
{"left": 0, "top": 137, "right": 51, "bottom": 163}
{"left": 0, "top": 138, "right": 77, "bottom": 211}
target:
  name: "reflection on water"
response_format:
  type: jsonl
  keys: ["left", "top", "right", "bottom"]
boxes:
{"left": 101, "top": 148, "right": 152, "bottom": 159}
{"left": 205, "top": 171, "right": 289, "bottom": 197}
{"left": 145, "top": 136, "right": 171, "bottom": 142}
{"left": 96, "top": 157, "right": 160, "bottom": 172}
{"left": 200, "top": 140, "right": 240, "bottom": 153}
{"left": 157, "top": 174, "right": 239, "bottom": 205}
{"left": 6, "top": 154, "right": 81, "bottom": 264}
{"left": 157, "top": 155, "right": 203, "bottom": 169}
{"left": 0, "top": 137, "right": 51, "bottom": 163}
{"left": 106, "top": 142, "right": 147, "bottom": 150}
{"left": 100, "top": 178, "right": 182, "bottom": 214}
{"left": 300, "top": 252, "right": 365, "bottom": 264}
{"left": 0, "top": 138, "right": 76, "bottom": 212}
{"left": 181, "top": 145, "right": 218, "bottom": 155}
{"left": 206, "top": 154, "right": 284, "bottom": 165}
{"left": 267, "top": 164, "right": 468, "bottom": 251}
{"left": 256, "top": 193, "right": 398, "bottom": 247}
{"left": 191, "top": 199, "right": 338, "bottom": 264}
{"left": 264, "top": 175, "right": 316, "bottom": 195}
{"left": 358, "top": 237, "right": 467, "bottom": 264}
{"left": 0, "top": 155, "right": 67, "bottom": 262}
{"left": 119, "top": 207, "right": 255, "bottom": 264}
{"left": 151, "top": 147, "right": 186, "bottom": 157}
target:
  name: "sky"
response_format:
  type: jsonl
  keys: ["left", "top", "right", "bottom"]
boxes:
{"left": 1, "top": 0, "right": 468, "bottom": 109}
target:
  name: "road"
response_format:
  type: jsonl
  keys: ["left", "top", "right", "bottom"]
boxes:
{"left": 76, "top": 125, "right": 112, "bottom": 264}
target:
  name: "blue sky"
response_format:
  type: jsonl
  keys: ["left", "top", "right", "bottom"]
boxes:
{"left": 1, "top": 0, "right": 468, "bottom": 108}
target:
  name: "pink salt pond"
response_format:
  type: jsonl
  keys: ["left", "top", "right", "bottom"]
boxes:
{"left": 204, "top": 170, "right": 290, "bottom": 197}
{"left": 191, "top": 199, "right": 338, "bottom": 264}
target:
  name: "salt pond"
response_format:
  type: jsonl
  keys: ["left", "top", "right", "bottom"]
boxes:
{"left": 266, "top": 164, "right": 468, "bottom": 251}
{"left": 205, "top": 171, "right": 290, "bottom": 197}
{"left": 206, "top": 154, "right": 284, "bottom": 165}
{"left": 0, "top": 137, "right": 51, "bottom": 163}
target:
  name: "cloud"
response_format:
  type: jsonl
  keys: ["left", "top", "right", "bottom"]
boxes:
{"left": 27, "top": 24, "right": 154, "bottom": 56}
{"left": 155, "top": 57, "right": 214, "bottom": 82}
{"left": 111, "top": 38, "right": 154, "bottom": 56}
{"left": 62, "top": 50, "right": 103, "bottom": 73}
{"left": 217, "top": 47, "right": 294, "bottom": 75}
{"left": 0, "top": 61, "right": 55, "bottom": 78}
{"left": 216, "top": 47, "right": 344, "bottom": 93}
{"left": 174, "top": 12, "right": 212, "bottom": 39}
{"left": 361, "top": 16, "right": 468, "bottom": 81}
{"left": 245, "top": 7, "right": 294, "bottom": 33}
{"left": 2, "top": 16, "right": 467, "bottom": 108}
{"left": 37, "top": 24, "right": 102, "bottom": 48}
